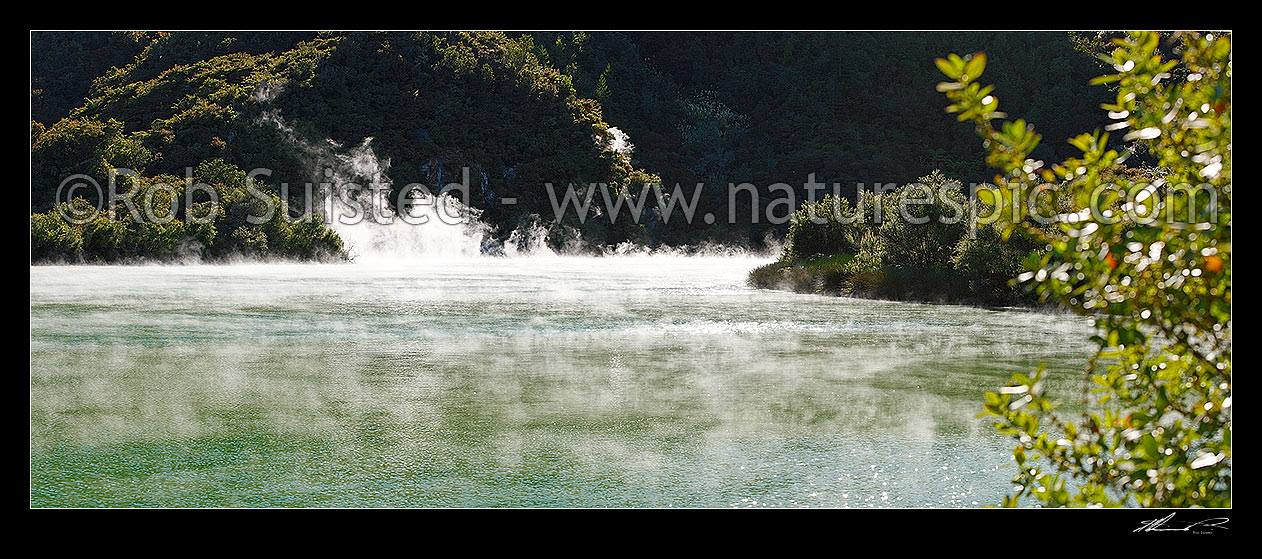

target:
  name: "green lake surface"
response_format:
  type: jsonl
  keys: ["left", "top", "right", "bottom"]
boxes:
{"left": 30, "top": 256, "right": 1096, "bottom": 507}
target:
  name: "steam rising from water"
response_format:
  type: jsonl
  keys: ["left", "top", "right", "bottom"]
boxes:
{"left": 324, "top": 139, "right": 491, "bottom": 262}
{"left": 28, "top": 88, "right": 1103, "bottom": 508}
{"left": 30, "top": 258, "right": 1096, "bottom": 507}
{"left": 260, "top": 107, "right": 497, "bottom": 262}
{"left": 260, "top": 99, "right": 765, "bottom": 264}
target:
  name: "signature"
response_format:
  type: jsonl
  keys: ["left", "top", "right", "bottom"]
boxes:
{"left": 1135, "top": 512, "right": 1229, "bottom": 533}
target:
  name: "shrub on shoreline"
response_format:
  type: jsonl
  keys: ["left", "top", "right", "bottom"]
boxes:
{"left": 754, "top": 170, "right": 1042, "bottom": 305}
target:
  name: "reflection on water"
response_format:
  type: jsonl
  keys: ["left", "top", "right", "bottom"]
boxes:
{"left": 30, "top": 257, "right": 1096, "bottom": 507}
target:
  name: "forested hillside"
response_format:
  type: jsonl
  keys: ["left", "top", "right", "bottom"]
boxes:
{"left": 30, "top": 31, "right": 1114, "bottom": 261}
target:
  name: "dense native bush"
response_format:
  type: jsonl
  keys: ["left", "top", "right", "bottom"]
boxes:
{"left": 784, "top": 194, "right": 859, "bottom": 261}
{"left": 938, "top": 31, "right": 1230, "bottom": 506}
{"left": 876, "top": 171, "right": 969, "bottom": 274}
{"left": 838, "top": 230, "right": 886, "bottom": 295}
{"left": 951, "top": 222, "right": 1044, "bottom": 306}
{"left": 30, "top": 209, "right": 83, "bottom": 261}
{"left": 31, "top": 32, "right": 677, "bottom": 257}
{"left": 30, "top": 117, "right": 151, "bottom": 212}
{"left": 530, "top": 31, "right": 1116, "bottom": 245}
{"left": 29, "top": 159, "right": 344, "bottom": 263}
{"left": 764, "top": 170, "right": 1042, "bottom": 304}
{"left": 31, "top": 31, "right": 155, "bottom": 124}
{"left": 32, "top": 31, "right": 1118, "bottom": 252}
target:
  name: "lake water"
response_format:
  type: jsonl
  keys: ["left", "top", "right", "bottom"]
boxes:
{"left": 30, "top": 256, "right": 1097, "bottom": 507}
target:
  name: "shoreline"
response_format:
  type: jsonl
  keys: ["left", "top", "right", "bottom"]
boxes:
{"left": 747, "top": 257, "right": 1056, "bottom": 312}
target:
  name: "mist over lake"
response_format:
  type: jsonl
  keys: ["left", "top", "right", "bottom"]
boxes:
{"left": 30, "top": 257, "right": 1096, "bottom": 507}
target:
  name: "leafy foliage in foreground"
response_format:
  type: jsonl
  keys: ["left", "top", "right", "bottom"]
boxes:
{"left": 937, "top": 31, "right": 1230, "bottom": 506}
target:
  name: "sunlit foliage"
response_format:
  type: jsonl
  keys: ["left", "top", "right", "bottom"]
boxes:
{"left": 937, "top": 31, "right": 1230, "bottom": 507}
{"left": 29, "top": 159, "right": 344, "bottom": 263}
{"left": 760, "top": 170, "right": 1040, "bottom": 305}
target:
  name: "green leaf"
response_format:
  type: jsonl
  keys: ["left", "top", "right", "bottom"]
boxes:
{"left": 935, "top": 57, "right": 962, "bottom": 79}
{"left": 964, "top": 52, "right": 986, "bottom": 81}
